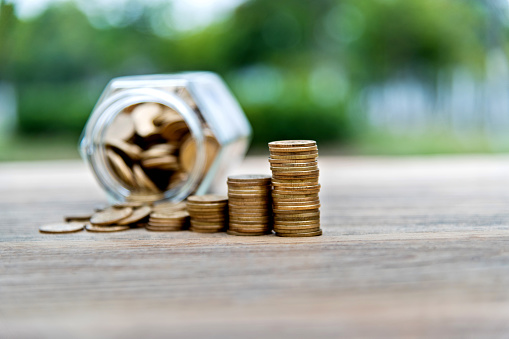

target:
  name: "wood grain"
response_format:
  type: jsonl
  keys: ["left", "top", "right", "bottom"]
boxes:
{"left": 2, "top": 156, "right": 509, "bottom": 338}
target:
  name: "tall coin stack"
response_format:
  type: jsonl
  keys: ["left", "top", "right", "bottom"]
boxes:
{"left": 186, "top": 195, "right": 228, "bottom": 233}
{"left": 269, "top": 140, "right": 322, "bottom": 237}
{"left": 227, "top": 175, "right": 273, "bottom": 236}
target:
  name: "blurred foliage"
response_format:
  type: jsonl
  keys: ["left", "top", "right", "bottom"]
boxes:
{"left": 0, "top": 0, "right": 497, "bottom": 154}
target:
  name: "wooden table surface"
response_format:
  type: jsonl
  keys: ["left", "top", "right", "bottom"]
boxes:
{"left": 2, "top": 155, "right": 509, "bottom": 338}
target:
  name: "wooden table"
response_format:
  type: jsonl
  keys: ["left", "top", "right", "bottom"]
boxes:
{"left": 2, "top": 155, "right": 509, "bottom": 338}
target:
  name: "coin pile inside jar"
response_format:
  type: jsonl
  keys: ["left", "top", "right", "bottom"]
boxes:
{"left": 269, "top": 140, "right": 322, "bottom": 237}
{"left": 186, "top": 195, "right": 228, "bottom": 233}
{"left": 105, "top": 97, "right": 219, "bottom": 202}
{"left": 226, "top": 175, "right": 273, "bottom": 236}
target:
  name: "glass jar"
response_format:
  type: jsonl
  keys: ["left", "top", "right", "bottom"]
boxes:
{"left": 79, "top": 72, "right": 252, "bottom": 203}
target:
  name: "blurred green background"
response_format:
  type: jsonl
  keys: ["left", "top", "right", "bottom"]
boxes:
{"left": 1, "top": 0, "right": 509, "bottom": 160}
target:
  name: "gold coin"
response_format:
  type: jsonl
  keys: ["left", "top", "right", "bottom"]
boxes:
{"left": 274, "top": 214, "right": 320, "bottom": 221}
{"left": 268, "top": 145, "right": 318, "bottom": 153}
{"left": 273, "top": 205, "right": 320, "bottom": 213}
{"left": 187, "top": 195, "right": 228, "bottom": 204}
{"left": 85, "top": 224, "right": 130, "bottom": 232}
{"left": 64, "top": 215, "right": 92, "bottom": 222}
{"left": 132, "top": 164, "right": 160, "bottom": 193}
{"left": 274, "top": 224, "right": 320, "bottom": 231}
{"left": 274, "top": 226, "right": 321, "bottom": 234}
{"left": 152, "top": 201, "right": 187, "bottom": 212}
{"left": 160, "top": 119, "right": 189, "bottom": 142}
{"left": 227, "top": 174, "right": 272, "bottom": 183}
{"left": 271, "top": 170, "right": 319, "bottom": 177}
{"left": 106, "top": 149, "right": 137, "bottom": 187}
{"left": 270, "top": 150, "right": 319, "bottom": 156}
{"left": 179, "top": 134, "right": 219, "bottom": 173}
{"left": 141, "top": 155, "right": 179, "bottom": 170}
{"left": 268, "top": 140, "right": 316, "bottom": 148}
{"left": 273, "top": 183, "right": 320, "bottom": 190}
{"left": 105, "top": 112, "right": 135, "bottom": 141}
{"left": 228, "top": 224, "right": 272, "bottom": 231}
{"left": 269, "top": 154, "right": 318, "bottom": 161}
{"left": 272, "top": 194, "right": 320, "bottom": 200}
{"left": 226, "top": 230, "right": 271, "bottom": 236}
{"left": 132, "top": 103, "right": 162, "bottom": 138}
{"left": 228, "top": 201, "right": 270, "bottom": 208}
{"left": 146, "top": 226, "right": 184, "bottom": 232}
{"left": 113, "top": 201, "right": 149, "bottom": 208}
{"left": 273, "top": 201, "right": 320, "bottom": 208}
{"left": 270, "top": 165, "right": 318, "bottom": 172}
{"left": 189, "top": 227, "right": 224, "bottom": 233}
{"left": 272, "top": 195, "right": 319, "bottom": 202}
{"left": 117, "top": 206, "right": 152, "bottom": 225}
{"left": 229, "top": 215, "right": 272, "bottom": 223}
{"left": 151, "top": 210, "right": 190, "bottom": 220}
{"left": 227, "top": 193, "right": 270, "bottom": 199}
{"left": 272, "top": 176, "right": 319, "bottom": 183}
{"left": 39, "top": 222, "right": 85, "bottom": 234}
{"left": 127, "top": 192, "right": 164, "bottom": 202}
{"left": 106, "top": 139, "right": 143, "bottom": 161}
{"left": 190, "top": 220, "right": 227, "bottom": 227}
{"left": 90, "top": 207, "right": 133, "bottom": 226}
{"left": 270, "top": 160, "right": 318, "bottom": 167}
{"left": 275, "top": 229, "right": 322, "bottom": 237}
{"left": 272, "top": 180, "right": 319, "bottom": 187}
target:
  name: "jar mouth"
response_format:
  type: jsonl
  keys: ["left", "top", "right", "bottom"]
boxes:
{"left": 83, "top": 87, "right": 206, "bottom": 203}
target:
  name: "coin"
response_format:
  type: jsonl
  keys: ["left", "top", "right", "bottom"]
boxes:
{"left": 106, "top": 149, "right": 137, "bottom": 187}
{"left": 226, "top": 230, "right": 271, "bottom": 236}
{"left": 105, "top": 112, "right": 135, "bottom": 141}
{"left": 132, "top": 164, "right": 160, "bottom": 193}
{"left": 268, "top": 140, "right": 316, "bottom": 148}
{"left": 39, "top": 222, "right": 85, "bottom": 234}
{"left": 189, "top": 227, "right": 224, "bottom": 233}
{"left": 187, "top": 195, "right": 228, "bottom": 204}
{"left": 117, "top": 206, "right": 152, "bottom": 225}
{"left": 152, "top": 201, "right": 187, "bottom": 212}
{"left": 269, "top": 154, "right": 318, "bottom": 161}
{"left": 132, "top": 103, "right": 162, "bottom": 138}
{"left": 85, "top": 224, "right": 131, "bottom": 232}
{"left": 64, "top": 215, "right": 92, "bottom": 222}
{"left": 273, "top": 224, "right": 320, "bottom": 231}
{"left": 275, "top": 229, "right": 322, "bottom": 237}
{"left": 274, "top": 226, "right": 321, "bottom": 234}
{"left": 227, "top": 174, "right": 272, "bottom": 183}
{"left": 90, "top": 207, "right": 133, "bottom": 225}
{"left": 146, "top": 226, "right": 184, "bottom": 232}
{"left": 268, "top": 146, "right": 318, "bottom": 152}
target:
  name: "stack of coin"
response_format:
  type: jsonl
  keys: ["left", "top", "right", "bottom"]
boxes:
{"left": 269, "top": 140, "right": 322, "bottom": 237}
{"left": 105, "top": 96, "right": 219, "bottom": 203}
{"left": 147, "top": 210, "right": 190, "bottom": 232}
{"left": 186, "top": 195, "right": 228, "bottom": 233}
{"left": 226, "top": 175, "right": 273, "bottom": 236}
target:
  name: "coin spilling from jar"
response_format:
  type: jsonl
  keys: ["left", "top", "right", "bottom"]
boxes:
{"left": 40, "top": 140, "right": 322, "bottom": 237}
{"left": 104, "top": 97, "right": 220, "bottom": 201}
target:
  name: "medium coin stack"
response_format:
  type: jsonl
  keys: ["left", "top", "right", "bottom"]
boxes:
{"left": 226, "top": 175, "right": 273, "bottom": 236}
{"left": 147, "top": 210, "right": 190, "bottom": 232}
{"left": 186, "top": 195, "right": 228, "bottom": 233}
{"left": 269, "top": 140, "right": 322, "bottom": 237}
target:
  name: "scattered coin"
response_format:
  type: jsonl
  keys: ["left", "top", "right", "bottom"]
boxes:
{"left": 90, "top": 207, "right": 133, "bottom": 226}
{"left": 39, "top": 223, "right": 85, "bottom": 234}
{"left": 64, "top": 215, "right": 92, "bottom": 222}
{"left": 86, "top": 224, "right": 131, "bottom": 232}
{"left": 117, "top": 206, "right": 152, "bottom": 225}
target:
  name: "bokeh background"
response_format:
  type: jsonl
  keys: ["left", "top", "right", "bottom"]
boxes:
{"left": 1, "top": 0, "right": 509, "bottom": 160}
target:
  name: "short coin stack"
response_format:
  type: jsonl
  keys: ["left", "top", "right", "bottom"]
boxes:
{"left": 227, "top": 175, "right": 273, "bottom": 236}
{"left": 147, "top": 201, "right": 189, "bottom": 231}
{"left": 269, "top": 140, "right": 322, "bottom": 237}
{"left": 186, "top": 195, "right": 228, "bottom": 233}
